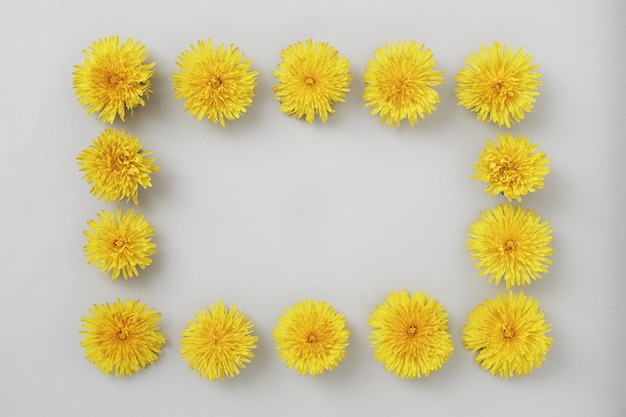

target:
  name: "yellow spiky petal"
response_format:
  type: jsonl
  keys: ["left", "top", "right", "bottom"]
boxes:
{"left": 455, "top": 41, "right": 541, "bottom": 127}
{"left": 84, "top": 208, "right": 156, "bottom": 281}
{"left": 80, "top": 298, "right": 165, "bottom": 377}
{"left": 273, "top": 299, "right": 350, "bottom": 376}
{"left": 467, "top": 203, "right": 553, "bottom": 288}
{"left": 77, "top": 128, "right": 159, "bottom": 205}
{"left": 73, "top": 36, "right": 155, "bottom": 124}
{"left": 273, "top": 39, "right": 353, "bottom": 123}
{"left": 180, "top": 302, "right": 258, "bottom": 381}
{"left": 172, "top": 39, "right": 258, "bottom": 127}
{"left": 363, "top": 41, "right": 444, "bottom": 127}
{"left": 472, "top": 133, "right": 550, "bottom": 201}
{"left": 463, "top": 291, "right": 553, "bottom": 379}
{"left": 369, "top": 290, "right": 454, "bottom": 378}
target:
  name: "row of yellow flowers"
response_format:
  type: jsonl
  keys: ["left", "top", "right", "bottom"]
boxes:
{"left": 460, "top": 53, "right": 555, "bottom": 378}
{"left": 73, "top": 36, "right": 541, "bottom": 128}
{"left": 462, "top": 203, "right": 554, "bottom": 380}
{"left": 80, "top": 291, "right": 550, "bottom": 380}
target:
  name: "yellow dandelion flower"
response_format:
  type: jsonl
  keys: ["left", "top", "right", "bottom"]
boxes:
{"left": 363, "top": 41, "right": 444, "bottom": 127}
{"left": 472, "top": 133, "right": 550, "bottom": 202}
{"left": 455, "top": 41, "right": 541, "bottom": 127}
{"left": 463, "top": 291, "right": 553, "bottom": 379}
{"left": 180, "top": 302, "right": 258, "bottom": 381}
{"left": 80, "top": 298, "right": 166, "bottom": 377}
{"left": 272, "top": 39, "right": 353, "bottom": 123}
{"left": 467, "top": 203, "right": 553, "bottom": 288}
{"left": 273, "top": 299, "right": 350, "bottom": 376}
{"left": 77, "top": 128, "right": 159, "bottom": 205}
{"left": 369, "top": 290, "right": 454, "bottom": 378}
{"left": 73, "top": 36, "right": 155, "bottom": 124}
{"left": 84, "top": 208, "right": 156, "bottom": 281}
{"left": 172, "top": 39, "right": 258, "bottom": 127}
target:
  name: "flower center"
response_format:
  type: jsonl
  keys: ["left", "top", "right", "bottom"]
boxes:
{"left": 394, "top": 78, "right": 407, "bottom": 92}
{"left": 209, "top": 75, "right": 223, "bottom": 90}
{"left": 502, "top": 326, "right": 516, "bottom": 340}
{"left": 501, "top": 239, "right": 518, "bottom": 253}
{"left": 387, "top": 77, "right": 412, "bottom": 102}
{"left": 114, "top": 238, "right": 127, "bottom": 249}
{"left": 490, "top": 156, "right": 521, "bottom": 184}
{"left": 500, "top": 156, "right": 517, "bottom": 170}
{"left": 489, "top": 79, "right": 515, "bottom": 105}
{"left": 116, "top": 318, "right": 130, "bottom": 340}
{"left": 407, "top": 325, "right": 418, "bottom": 338}
{"left": 112, "top": 153, "right": 133, "bottom": 172}
{"left": 304, "top": 76, "right": 317, "bottom": 86}
{"left": 307, "top": 333, "right": 318, "bottom": 343}
{"left": 108, "top": 74, "right": 123, "bottom": 85}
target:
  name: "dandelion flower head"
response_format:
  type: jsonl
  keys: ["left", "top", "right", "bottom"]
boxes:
{"left": 363, "top": 41, "right": 444, "bottom": 127}
{"left": 73, "top": 36, "right": 155, "bottom": 123}
{"left": 173, "top": 39, "right": 258, "bottom": 127}
{"left": 369, "top": 290, "right": 454, "bottom": 378}
{"left": 455, "top": 41, "right": 541, "bottom": 127}
{"left": 467, "top": 203, "right": 553, "bottom": 288}
{"left": 472, "top": 133, "right": 550, "bottom": 202}
{"left": 80, "top": 298, "right": 165, "bottom": 377}
{"left": 272, "top": 39, "right": 353, "bottom": 123}
{"left": 463, "top": 291, "right": 553, "bottom": 379}
{"left": 77, "top": 128, "right": 159, "bottom": 205}
{"left": 273, "top": 299, "right": 350, "bottom": 376}
{"left": 84, "top": 208, "right": 156, "bottom": 281}
{"left": 180, "top": 302, "right": 258, "bottom": 381}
